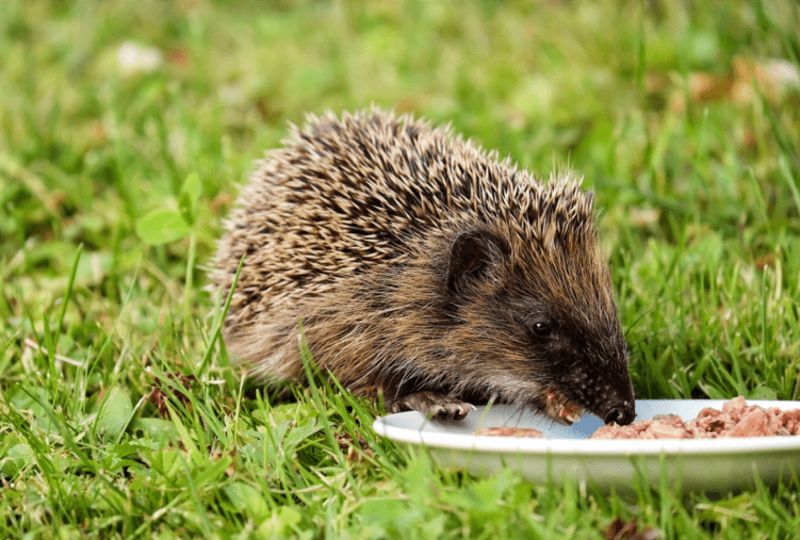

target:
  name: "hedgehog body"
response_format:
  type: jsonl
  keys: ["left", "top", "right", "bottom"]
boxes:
{"left": 212, "top": 110, "right": 635, "bottom": 424}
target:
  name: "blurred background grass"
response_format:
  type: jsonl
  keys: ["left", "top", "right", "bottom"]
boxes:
{"left": 1, "top": 1, "right": 800, "bottom": 537}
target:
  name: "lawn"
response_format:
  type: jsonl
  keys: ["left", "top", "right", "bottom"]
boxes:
{"left": 1, "top": 0, "right": 799, "bottom": 538}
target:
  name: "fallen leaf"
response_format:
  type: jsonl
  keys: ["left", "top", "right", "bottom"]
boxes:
{"left": 210, "top": 192, "right": 233, "bottom": 213}
{"left": 663, "top": 55, "right": 798, "bottom": 112}
{"left": 731, "top": 56, "right": 800, "bottom": 104}
{"left": 754, "top": 253, "right": 776, "bottom": 270}
{"left": 604, "top": 518, "right": 662, "bottom": 540}
{"left": 148, "top": 373, "right": 197, "bottom": 417}
{"left": 689, "top": 72, "right": 732, "bottom": 102}
{"left": 167, "top": 47, "right": 190, "bottom": 67}
{"left": 335, "top": 431, "right": 374, "bottom": 462}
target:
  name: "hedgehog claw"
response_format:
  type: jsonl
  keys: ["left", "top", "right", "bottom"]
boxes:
{"left": 389, "top": 391, "right": 475, "bottom": 421}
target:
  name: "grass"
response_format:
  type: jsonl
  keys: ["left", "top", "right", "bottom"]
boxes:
{"left": 1, "top": 0, "right": 800, "bottom": 537}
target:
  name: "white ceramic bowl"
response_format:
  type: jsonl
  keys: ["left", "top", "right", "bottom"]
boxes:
{"left": 372, "top": 399, "right": 800, "bottom": 491}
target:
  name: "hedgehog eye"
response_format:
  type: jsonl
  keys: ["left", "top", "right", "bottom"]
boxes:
{"left": 530, "top": 321, "right": 552, "bottom": 338}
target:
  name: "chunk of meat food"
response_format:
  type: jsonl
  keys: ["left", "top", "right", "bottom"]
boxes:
{"left": 475, "top": 427, "right": 544, "bottom": 438}
{"left": 591, "top": 397, "right": 800, "bottom": 439}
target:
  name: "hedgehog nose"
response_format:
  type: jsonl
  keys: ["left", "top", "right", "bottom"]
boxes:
{"left": 603, "top": 400, "right": 635, "bottom": 425}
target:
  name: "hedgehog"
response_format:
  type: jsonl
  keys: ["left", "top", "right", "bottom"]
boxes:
{"left": 211, "top": 109, "right": 635, "bottom": 426}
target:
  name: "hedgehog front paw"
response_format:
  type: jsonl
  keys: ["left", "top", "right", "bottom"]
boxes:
{"left": 543, "top": 387, "right": 584, "bottom": 425}
{"left": 388, "top": 391, "right": 476, "bottom": 421}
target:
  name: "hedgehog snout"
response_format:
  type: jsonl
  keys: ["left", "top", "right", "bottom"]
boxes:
{"left": 602, "top": 399, "right": 635, "bottom": 426}
{"left": 596, "top": 376, "right": 636, "bottom": 425}
{"left": 555, "top": 362, "right": 635, "bottom": 425}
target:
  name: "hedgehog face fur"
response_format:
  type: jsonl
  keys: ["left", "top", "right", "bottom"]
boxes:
{"left": 436, "top": 217, "right": 634, "bottom": 425}
{"left": 212, "top": 109, "right": 635, "bottom": 425}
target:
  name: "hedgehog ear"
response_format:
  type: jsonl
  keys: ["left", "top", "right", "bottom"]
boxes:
{"left": 446, "top": 229, "right": 508, "bottom": 294}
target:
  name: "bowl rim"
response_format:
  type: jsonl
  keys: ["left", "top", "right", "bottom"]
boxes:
{"left": 372, "top": 399, "right": 800, "bottom": 456}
